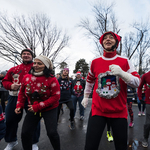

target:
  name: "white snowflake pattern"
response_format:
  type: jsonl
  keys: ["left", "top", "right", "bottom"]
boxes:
{"left": 39, "top": 102, "right": 45, "bottom": 107}
{"left": 17, "top": 101, "right": 20, "bottom": 104}
{"left": 51, "top": 82, "right": 56, "bottom": 87}
{"left": 56, "top": 91, "right": 60, "bottom": 95}
{"left": 31, "top": 76, "right": 36, "bottom": 81}
{"left": 26, "top": 77, "right": 30, "bottom": 82}
{"left": 37, "top": 83, "right": 41, "bottom": 87}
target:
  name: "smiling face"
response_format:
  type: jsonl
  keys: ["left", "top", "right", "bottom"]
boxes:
{"left": 21, "top": 51, "right": 33, "bottom": 63}
{"left": 102, "top": 33, "right": 116, "bottom": 51}
{"left": 33, "top": 59, "right": 45, "bottom": 73}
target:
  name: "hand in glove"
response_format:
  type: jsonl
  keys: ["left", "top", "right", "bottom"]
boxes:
{"left": 81, "top": 93, "right": 90, "bottom": 108}
{"left": 109, "top": 64, "right": 132, "bottom": 83}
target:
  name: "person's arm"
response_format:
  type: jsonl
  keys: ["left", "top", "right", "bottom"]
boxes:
{"left": 82, "top": 62, "right": 95, "bottom": 108}
{"left": 2, "top": 69, "right": 13, "bottom": 90}
{"left": 2, "top": 68, "right": 21, "bottom": 91}
{"left": 15, "top": 77, "right": 27, "bottom": 110}
{"left": 109, "top": 59, "right": 140, "bottom": 88}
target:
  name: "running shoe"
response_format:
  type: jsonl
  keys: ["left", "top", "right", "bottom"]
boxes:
{"left": 107, "top": 131, "right": 113, "bottom": 142}
{"left": 4, "top": 141, "right": 18, "bottom": 150}
{"left": 138, "top": 111, "right": 141, "bottom": 116}
{"left": 69, "top": 121, "right": 75, "bottom": 130}
{"left": 80, "top": 116, "right": 84, "bottom": 121}
{"left": 142, "top": 138, "right": 148, "bottom": 147}
{"left": 32, "top": 143, "right": 39, "bottom": 150}
{"left": 129, "top": 122, "right": 134, "bottom": 128}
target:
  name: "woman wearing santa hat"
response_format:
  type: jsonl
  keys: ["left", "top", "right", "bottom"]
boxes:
{"left": 82, "top": 31, "right": 140, "bottom": 150}
{"left": 15, "top": 55, "right": 61, "bottom": 150}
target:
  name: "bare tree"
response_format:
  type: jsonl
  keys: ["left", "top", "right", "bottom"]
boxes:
{"left": 0, "top": 12, "right": 70, "bottom": 67}
{"left": 136, "top": 35, "right": 150, "bottom": 75}
{"left": 78, "top": 1, "right": 150, "bottom": 74}
{"left": 122, "top": 20, "right": 150, "bottom": 74}
{"left": 78, "top": 1, "right": 121, "bottom": 56}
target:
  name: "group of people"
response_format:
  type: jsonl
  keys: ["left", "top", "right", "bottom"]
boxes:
{"left": 0, "top": 31, "right": 150, "bottom": 150}
{"left": 57, "top": 69, "right": 85, "bottom": 129}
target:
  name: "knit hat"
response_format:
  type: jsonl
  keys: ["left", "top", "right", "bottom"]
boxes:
{"left": 21, "top": 48, "right": 34, "bottom": 58}
{"left": 34, "top": 55, "right": 53, "bottom": 70}
{"left": 63, "top": 68, "right": 69, "bottom": 73}
{"left": 76, "top": 71, "right": 81, "bottom": 76}
{"left": 99, "top": 31, "right": 121, "bottom": 49}
{"left": 0, "top": 71, "right": 7, "bottom": 76}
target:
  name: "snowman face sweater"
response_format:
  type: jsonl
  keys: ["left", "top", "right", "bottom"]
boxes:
{"left": 16, "top": 74, "right": 60, "bottom": 112}
{"left": 85, "top": 50, "right": 140, "bottom": 119}
{"left": 2, "top": 62, "right": 33, "bottom": 96}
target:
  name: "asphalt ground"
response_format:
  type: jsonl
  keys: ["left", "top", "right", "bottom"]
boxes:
{"left": 0, "top": 100, "right": 149, "bottom": 150}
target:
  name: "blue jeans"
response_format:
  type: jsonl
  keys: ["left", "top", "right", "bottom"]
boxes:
{"left": 72, "top": 95, "right": 84, "bottom": 117}
{"left": 137, "top": 95, "right": 145, "bottom": 112}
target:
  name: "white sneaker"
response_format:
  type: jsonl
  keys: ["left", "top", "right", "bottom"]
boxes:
{"left": 32, "top": 143, "right": 39, "bottom": 150}
{"left": 4, "top": 141, "right": 18, "bottom": 150}
{"left": 80, "top": 116, "right": 84, "bottom": 121}
{"left": 138, "top": 111, "right": 141, "bottom": 116}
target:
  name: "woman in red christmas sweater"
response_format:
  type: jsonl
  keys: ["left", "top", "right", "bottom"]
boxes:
{"left": 138, "top": 71, "right": 150, "bottom": 148}
{"left": 15, "top": 55, "right": 61, "bottom": 150}
{"left": 81, "top": 31, "right": 140, "bottom": 150}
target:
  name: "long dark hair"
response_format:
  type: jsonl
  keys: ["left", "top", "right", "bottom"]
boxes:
{"left": 29, "top": 67, "right": 54, "bottom": 78}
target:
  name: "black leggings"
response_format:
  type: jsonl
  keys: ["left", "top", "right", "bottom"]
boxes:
{"left": 85, "top": 112, "right": 127, "bottom": 150}
{"left": 21, "top": 108, "right": 60, "bottom": 150}
{"left": 57, "top": 101, "right": 74, "bottom": 122}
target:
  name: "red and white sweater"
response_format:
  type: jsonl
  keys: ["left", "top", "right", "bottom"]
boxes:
{"left": 138, "top": 71, "right": 150, "bottom": 104}
{"left": 85, "top": 50, "right": 140, "bottom": 119}
{"left": 16, "top": 74, "right": 60, "bottom": 112}
{"left": 2, "top": 62, "right": 33, "bottom": 96}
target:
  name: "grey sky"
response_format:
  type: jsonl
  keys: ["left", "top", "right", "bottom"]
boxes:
{"left": 0, "top": 0, "right": 150, "bottom": 75}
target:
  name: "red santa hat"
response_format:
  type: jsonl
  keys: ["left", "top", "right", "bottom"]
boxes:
{"left": 99, "top": 31, "right": 121, "bottom": 49}
{"left": 106, "top": 79, "right": 111, "bottom": 83}
{"left": 76, "top": 71, "right": 81, "bottom": 75}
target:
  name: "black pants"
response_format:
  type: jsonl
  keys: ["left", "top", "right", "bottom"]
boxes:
{"left": 144, "top": 104, "right": 150, "bottom": 139}
{"left": 0, "top": 91, "right": 9, "bottom": 112}
{"left": 22, "top": 108, "right": 60, "bottom": 150}
{"left": 85, "top": 112, "right": 127, "bottom": 150}
{"left": 57, "top": 101, "right": 74, "bottom": 122}
{"left": 5, "top": 96, "right": 40, "bottom": 143}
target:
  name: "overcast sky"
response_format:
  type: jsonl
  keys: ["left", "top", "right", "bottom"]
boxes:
{"left": 0, "top": 0, "right": 150, "bottom": 76}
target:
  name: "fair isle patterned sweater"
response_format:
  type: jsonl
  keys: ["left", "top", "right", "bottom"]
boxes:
{"left": 85, "top": 50, "right": 140, "bottom": 119}
{"left": 2, "top": 62, "right": 33, "bottom": 96}
{"left": 16, "top": 74, "right": 60, "bottom": 112}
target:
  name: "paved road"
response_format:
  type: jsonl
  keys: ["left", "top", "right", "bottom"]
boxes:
{"left": 0, "top": 100, "right": 149, "bottom": 150}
